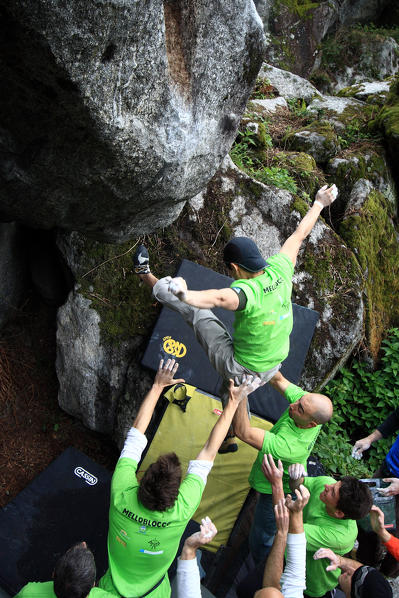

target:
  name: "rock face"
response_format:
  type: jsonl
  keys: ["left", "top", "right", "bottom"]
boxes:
{"left": 256, "top": 0, "right": 393, "bottom": 78}
{"left": 0, "top": 1, "right": 265, "bottom": 242}
{"left": 259, "top": 64, "right": 319, "bottom": 103}
{"left": 339, "top": 180, "right": 399, "bottom": 359}
{"left": 284, "top": 122, "right": 340, "bottom": 164}
{"left": 0, "top": 223, "right": 27, "bottom": 327}
{"left": 56, "top": 157, "right": 365, "bottom": 441}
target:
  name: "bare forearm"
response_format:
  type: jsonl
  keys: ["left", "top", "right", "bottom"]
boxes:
{"left": 377, "top": 528, "right": 392, "bottom": 543}
{"left": 367, "top": 429, "right": 383, "bottom": 443}
{"left": 271, "top": 481, "right": 284, "bottom": 505}
{"left": 262, "top": 532, "right": 286, "bottom": 589}
{"left": 183, "top": 288, "right": 237, "bottom": 310}
{"left": 233, "top": 396, "right": 251, "bottom": 439}
{"left": 337, "top": 556, "right": 363, "bottom": 573}
{"left": 289, "top": 512, "right": 304, "bottom": 534}
{"left": 133, "top": 383, "right": 163, "bottom": 434}
{"left": 295, "top": 203, "right": 323, "bottom": 241}
{"left": 269, "top": 371, "right": 290, "bottom": 396}
{"left": 197, "top": 398, "right": 239, "bottom": 460}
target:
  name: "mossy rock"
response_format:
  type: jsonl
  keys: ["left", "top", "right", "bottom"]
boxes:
{"left": 339, "top": 186, "right": 399, "bottom": 359}
{"left": 283, "top": 121, "right": 340, "bottom": 164}
{"left": 326, "top": 145, "right": 394, "bottom": 218}
{"left": 62, "top": 185, "right": 235, "bottom": 345}
{"left": 271, "top": 151, "right": 325, "bottom": 196}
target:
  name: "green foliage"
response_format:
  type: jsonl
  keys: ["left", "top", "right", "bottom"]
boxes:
{"left": 314, "top": 329, "right": 399, "bottom": 476}
{"left": 287, "top": 98, "right": 309, "bottom": 117}
{"left": 337, "top": 119, "right": 378, "bottom": 148}
{"left": 276, "top": 0, "right": 320, "bottom": 18}
{"left": 251, "top": 77, "right": 276, "bottom": 100}
{"left": 353, "top": 22, "right": 399, "bottom": 44}
{"left": 255, "top": 166, "right": 298, "bottom": 193}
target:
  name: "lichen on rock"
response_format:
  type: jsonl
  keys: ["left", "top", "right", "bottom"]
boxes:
{"left": 339, "top": 180, "right": 399, "bottom": 360}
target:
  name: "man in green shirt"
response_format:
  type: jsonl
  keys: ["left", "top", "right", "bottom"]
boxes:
{"left": 232, "top": 370, "right": 333, "bottom": 564}
{"left": 292, "top": 472, "right": 373, "bottom": 597}
{"left": 99, "top": 358, "right": 262, "bottom": 598}
{"left": 134, "top": 185, "right": 338, "bottom": 452}
{"left": 15, "top": 542, "right": 112, "bottom": 598}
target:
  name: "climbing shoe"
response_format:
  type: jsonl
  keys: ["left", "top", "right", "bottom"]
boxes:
{"left": 218, "top": 437, "right": 238, "bottom": 454}
{"left": 133, "top": 244, "right": 150, "bottom": 274}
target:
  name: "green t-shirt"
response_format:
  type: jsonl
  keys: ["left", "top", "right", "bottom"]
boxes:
{"left": 249, "top": 384, "right": 321, "bottom": 493}
{"left": 231, "top": 253, "right": 294, "bottom": 372}
{"left": 15, "top": 581, "right": 112, "bottom": 597}
{"left": 303, "top": 476, "right": 358, "bottom": 597}
{"left": 106, "top": 457, "right": 205, "bottom": 597}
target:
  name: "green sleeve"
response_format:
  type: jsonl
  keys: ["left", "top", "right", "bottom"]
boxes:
{"left": 266, "top": 253, "right": 294, "bottom": 281}
{"left": 304, "top": 522, "right": 355, "bottom": 554}
{"left": 111, "top": 457, "right": 139, "bottom": 496}
{"left": 262, "top": 430, "right": 296, "bottom": 461}
{"left": 284, "top": 383, "right": 306, "bottom": 404}
{"left": 177, "top": 473, "right": 206, "bottom": 518}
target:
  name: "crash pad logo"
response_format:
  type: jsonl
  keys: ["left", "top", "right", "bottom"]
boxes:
{"left": 74, "top": 466, "right": 98, "bottom": 486}
{"left": 163, "top": 336, "right": 187, "bottom": 358}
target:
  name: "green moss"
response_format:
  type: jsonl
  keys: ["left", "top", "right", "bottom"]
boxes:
{"left": 275, "top": 0, "right": 320, "bottom": 18}
{"left": 77, "top": 188, "right": 235, "bottom": 345}
{"left": 339, "top": 189, "right": 399, "bottom": 358}
{"left": 337, "top": 84, "right": 363, "bottom": 98}
{"left": 290, "top": 196, "right": 309, "bottom": 218}
{"left": 271, "top": 151, "right": 325, "bottom": 196}
{"left": 328, "top": 147, "right": 388, "bottom": 200}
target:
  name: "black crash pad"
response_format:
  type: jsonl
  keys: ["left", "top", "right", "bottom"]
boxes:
{"left": 0, "top": 448, "right": 112, "bottom": 595}
{"left": 142, "top": 259, "right": 319, "bottom": 423}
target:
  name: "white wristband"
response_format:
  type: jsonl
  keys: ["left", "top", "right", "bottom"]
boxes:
{"left": 314, "top": 200, "right": 324, "bottom": 209}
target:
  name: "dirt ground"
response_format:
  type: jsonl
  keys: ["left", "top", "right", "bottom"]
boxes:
{"left": 0, "top": 293, "right": 119, "bottom": 509}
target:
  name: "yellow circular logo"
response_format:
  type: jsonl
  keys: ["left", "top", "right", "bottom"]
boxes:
{"left": 163, "top": 337, "right": 187, "bottom": 358}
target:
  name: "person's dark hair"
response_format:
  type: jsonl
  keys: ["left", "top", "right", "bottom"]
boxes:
{"left": 138, "top": 452, "right": 182, "bottom": 511}
{"left": 53, "top": 543, "right": 95, "bottom": 598}
{"left": 337, "top": 477, "right": 373, "bottom": 520}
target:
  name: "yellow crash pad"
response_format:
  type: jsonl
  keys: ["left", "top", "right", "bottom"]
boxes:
{"left": 138, "top": 384, "right": 272, "bottom": 552}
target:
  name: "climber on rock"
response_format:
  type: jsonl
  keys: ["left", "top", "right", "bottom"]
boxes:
{"left": 133, "top": 184, "right": 338, "bottom": 452}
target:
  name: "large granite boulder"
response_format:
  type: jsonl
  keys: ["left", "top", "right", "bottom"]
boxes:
{"left": 56, "top": 157, "right": 365, "bottom": 442}
{"left": 0, "top": 1, "right": 265, "bottom": 242}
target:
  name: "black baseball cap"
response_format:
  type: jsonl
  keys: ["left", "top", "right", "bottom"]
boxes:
{"left": 351, "top": 565, "right": 392, "bottom": 598}
{"left": 223, "top": 237, "right": 267, "bottom": 273}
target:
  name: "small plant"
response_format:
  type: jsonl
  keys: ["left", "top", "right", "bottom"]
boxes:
{"left": 287, "top": 98, "right": 308, "bottom": 117}
{"left": 251, "top": 77, "right": 276, "bottom": 100}
{"left": 255, "top": 167, "right": 298, "bottom": 193}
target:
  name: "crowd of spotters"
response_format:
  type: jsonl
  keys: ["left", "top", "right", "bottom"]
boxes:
{"left": 15, "top": 361, "right": 399, "bottom": 598}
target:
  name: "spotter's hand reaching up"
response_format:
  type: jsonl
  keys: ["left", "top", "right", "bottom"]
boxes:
{"left": 228, "top": 374, "right": 265, "bottom": 403}
{"left": 154, "top": 359, "right": 185, "bottom": 389}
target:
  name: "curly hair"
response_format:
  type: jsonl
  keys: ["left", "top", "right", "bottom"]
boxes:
{"left": 53, "top": 543, "right": 95, "bottom": 598}
{"left": 337, "top": 476, "right": 373, "bottom": 520}
{"left": 138, "top": 452, "right": 182, "bottom": 511}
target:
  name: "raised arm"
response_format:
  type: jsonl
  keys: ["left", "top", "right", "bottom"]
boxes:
{"left": 233, "top": 391, "right": 266, "bottom": 450}
{"left": 261, "top": 499, "right": 289, "bottom": 590}
{"left": 133, "top": 359, "right": 185, "bottom": 434}
{"left": 262, "top": 453, "right": 285, "bottom": 504}
{"left": 269, "top": 371, "right": 291, "bottom": 396}
{"left": 167, "top": 276, "right": 239, "bottom": 310}
{"left": 196, "top": 375, "right": 263, "bottom": 461}
{"left": 280, "top": 185, "right": 337, "bottom": 266}
{"left": 177, "top": 517, "right": 218, "bottom": 598}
